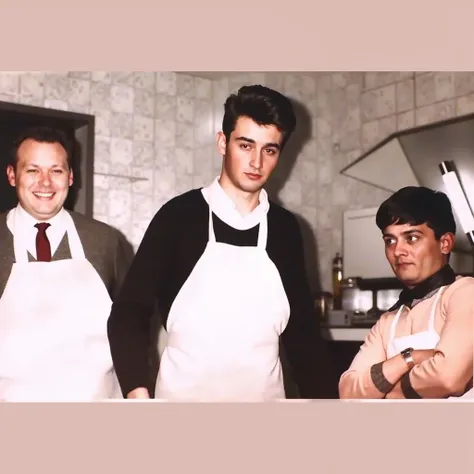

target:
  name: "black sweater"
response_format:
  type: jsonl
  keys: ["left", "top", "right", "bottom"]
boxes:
{"left": 107, "top": 188, "right": 338, "bottom": 398}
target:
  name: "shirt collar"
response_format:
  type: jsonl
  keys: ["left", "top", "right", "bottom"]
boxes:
{"left": 13, "top": 203, "right": 67, "bottom": 231}
{"left": 201, "top": 176, "right": 270, "bottom": 231}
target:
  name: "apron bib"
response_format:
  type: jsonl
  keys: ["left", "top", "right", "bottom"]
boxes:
{"left": 155, "top": 187, "right": 291, "bottom": 401}
{"left": 0, "top": 209, "right": 121, "bottom": 401}
{"left": 387, "top": 287, "right": 473, "bottom": 399}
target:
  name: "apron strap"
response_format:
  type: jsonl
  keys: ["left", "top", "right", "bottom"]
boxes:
{"left": 388, "top": 305, "right": 404, "bottom": 343}
{"left": 62, "top": 212, "right": 86, "bottom": 260}
{"left": 207, "top": 206, "right": 269, "bottom": 249}
{"left": 208, "top": 207, "right": 217, "bottom": 243}
{"left": 12, "top": 209, "right": 29, "bottom": 264}
{"left": 207, "top": 186, "right": 269, "bottom": 249}
{"left": 256, "top": 214, "right": 268, "bottom": 249}
{"left": 428, "top": 286, "right": 445, "bottom": 332}
{"left": 388, "top": 286, "right": 445, "bottom": 344}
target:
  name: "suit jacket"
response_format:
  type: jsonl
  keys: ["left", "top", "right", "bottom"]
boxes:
{"left": 0, "top": 209, "right": 134, "bottom": 300}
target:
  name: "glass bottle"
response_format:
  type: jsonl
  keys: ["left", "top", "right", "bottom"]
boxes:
{"left": 332, "top": 252, "right": 343, "bottom": 310}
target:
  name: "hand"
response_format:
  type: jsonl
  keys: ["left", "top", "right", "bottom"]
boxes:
{"left": 127, "top": 388, "right": 150, "bottom": 399}
{"left": 384, "top": 350, "right": 437, "bottom": 399}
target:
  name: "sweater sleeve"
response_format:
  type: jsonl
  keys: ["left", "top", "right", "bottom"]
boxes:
{"left": 338, "top": 316, "right": 390, "bottom": 398}
{"left": 279, "top": 215, "right": 339, "bottom": 399}
{"left": 406, "top": 278, "right": 474, "bottom": 398}
{"left": 107, "top": 202, "right": 177, "bottom": 397}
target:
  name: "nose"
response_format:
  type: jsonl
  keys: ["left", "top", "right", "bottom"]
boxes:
{"left": 39, "top": 171, "right": 52, "bottom": 187}
{"left": 393, "top": 240, "right": 408, "bottom": 257}
{"left": 250, "top": 150, "right": 263, "bottom": 170}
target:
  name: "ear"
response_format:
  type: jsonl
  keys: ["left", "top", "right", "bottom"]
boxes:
{"left": 216, "top": 131, "right": 227, "bottom": 156}
{"left": 69, "top": 168, "right": 74, "bottom": 187}
{"left": 439, "top": 232, "right": 455, "bottom": 255}
{"left": 6, "top": 165, "right": 16, "bottom": 187}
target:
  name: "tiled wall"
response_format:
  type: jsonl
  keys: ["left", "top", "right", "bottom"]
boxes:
{"left": 2, "top": 71, "right": 474, "bottom": 292}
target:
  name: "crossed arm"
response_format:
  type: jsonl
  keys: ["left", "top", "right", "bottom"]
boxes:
{"left": 338, "top": 320, "right": 437, "bottom": 399}
{"left": 338, "top": 282, "right": 473, "bottom": 399}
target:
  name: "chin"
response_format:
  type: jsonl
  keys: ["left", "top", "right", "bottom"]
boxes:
{"left": 32, "top": 204, "right": 62, "bottom": 218}
{"left": 394, "top": 269, "right": 418, "bottom": 284}
{"left": 397, "top": 274, "right": 421, "bottom": 287}
{"left": 241, "top": 178, "right": 268, "bottom": 192}
{"left": 241, "top": 184, "right": 263, "bottom": 193}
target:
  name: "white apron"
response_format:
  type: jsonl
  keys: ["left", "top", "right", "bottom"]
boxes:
{"left": 387, "top": 287, "right": 473, "bottom": 399}
{"left": 0, "top": 208, "right": 122, "bottom": 401}
{"left": 155, "top": 188, "right": 291, "bottom": 401}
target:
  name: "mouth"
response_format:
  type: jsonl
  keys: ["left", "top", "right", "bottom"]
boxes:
{"left": 244, "top": 172, "right": 263, "bottom": 181}
{"left": 396, "top": 262, "right": 413, "bottom": 269}
{"left": 33, "top": 192, "right": 55, "bottom": 200}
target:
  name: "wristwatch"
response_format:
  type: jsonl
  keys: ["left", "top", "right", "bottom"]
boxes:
{"left": 401, "top": 347, "right": 415, "bottom": 369}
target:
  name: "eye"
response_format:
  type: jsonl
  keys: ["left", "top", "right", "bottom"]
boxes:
{"left": 383, "top": 238, "right": 395, "bottom": 247}
{"left": 265, "top": 148, "right": 277, "bottom": 155}
{"left": 240, "top": 143, "right": 251, "bottom": 150}
{"left": 407, "top": 235, "right": 419, "bottom": 243}
{"left": 52, "top": 169, "right": 64, "bottom": 174}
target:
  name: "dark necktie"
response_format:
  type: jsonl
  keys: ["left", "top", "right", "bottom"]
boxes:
{"left": 35, "top": 223, "right": 52, "bottom": 262}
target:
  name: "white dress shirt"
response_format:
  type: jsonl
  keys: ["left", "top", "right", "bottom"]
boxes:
{"left": 6, "top": 204, "right": 68, "bottom": 260}
{"left": 201, "top": 176, "right": 270, "bottom": 231}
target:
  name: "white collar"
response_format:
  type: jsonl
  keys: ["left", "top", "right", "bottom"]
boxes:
{"left": 201, "top": 176, "right": 270, "bottom": 231}
{"left": 7, "top": 203, "right": 67, "bottom": 234}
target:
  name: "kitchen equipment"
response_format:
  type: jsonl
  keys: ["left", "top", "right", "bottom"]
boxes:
{"left": 314, "top": 291, "right": 333, "bottom": 321}
{"left": 326, "top": 309, "right": 352, "bottom": 327}
{"left": 324, "top": 276, "right": 404, "bottom": 328}
{"left": 332, "top": 253, "right": 343, "bottom": 309}
{"left": 341, "top": 277, "right": 372, "bottom": 314}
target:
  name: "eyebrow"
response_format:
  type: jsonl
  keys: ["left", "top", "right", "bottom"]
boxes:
{"left": 235, "top": 136, "right": 281, "bottom": 150}
{"left": 383, "top": 229, "right": 424, "bottom": 238}
{"left": 24, "top": 164, "right": 67, "bottom": 170}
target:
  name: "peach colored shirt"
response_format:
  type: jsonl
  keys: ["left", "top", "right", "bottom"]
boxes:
{"left": 339, "top": 276, "right": 474, "bottom": 399}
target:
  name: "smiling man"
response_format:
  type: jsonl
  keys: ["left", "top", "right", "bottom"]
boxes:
{"left": 107, "top": 84, "right": 337, "bottom": 401}
{"left": 339, "top": 186, "right": 473, "bottom": 399}
{"left": 0, "top": 126, "right": 132, "bottom": 401}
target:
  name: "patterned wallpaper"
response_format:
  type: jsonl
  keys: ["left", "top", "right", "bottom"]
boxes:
{"left": 1, "top": 71, "right": 474, "bottom": 292}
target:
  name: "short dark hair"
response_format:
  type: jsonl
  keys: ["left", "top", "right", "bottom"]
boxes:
{"left": 222, "top": 85, "right": 297, "bottom": 149}
{"left": 10, "top": 125, "right": 73, "bottom": 170}
{"left": 376, "top": 186, "right": 456, "bottom": 239}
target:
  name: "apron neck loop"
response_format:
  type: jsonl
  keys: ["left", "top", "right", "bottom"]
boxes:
{"left": 256, "top": 215, "right": 268, "bottom": 249}
{"left": 208, "top": 208, "right": 217, "bottom": 243}
{"left": 389, "top": 305, "right": 404, "bottom": 342}
{"left": 207, "top": 188, "right": 269, "bottom": 249}
{"left": 428, "top": 286, "right": 445, "bottom": 331}
{"left": 388, "top": 286, "right": 445, "bottom": 343}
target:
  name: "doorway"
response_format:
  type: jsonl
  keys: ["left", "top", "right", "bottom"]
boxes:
{"left": 0, "top": 101, "right": 95, "bottom": 217}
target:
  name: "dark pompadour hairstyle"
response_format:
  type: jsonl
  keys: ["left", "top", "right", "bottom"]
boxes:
{"left": 376, "top": 186, "right": 456, "bottom": 239}
{"left": 222, "top": 84, "right": 297, "bottom": 149}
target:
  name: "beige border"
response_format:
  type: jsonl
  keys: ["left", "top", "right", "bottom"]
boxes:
{"left": 0, "top": 401, "right": 473, "bottom": 471}
{"left": 0, "top": 2, "right": 473, "bottom": 474}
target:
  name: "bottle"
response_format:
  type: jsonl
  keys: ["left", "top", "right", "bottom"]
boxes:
{"left": 332, "top": 252, "right": 343, "bottom": 310}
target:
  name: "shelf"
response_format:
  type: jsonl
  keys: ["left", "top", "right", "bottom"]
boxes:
{"left": 94, "top": 172, "right": 148, "bottom": 183}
